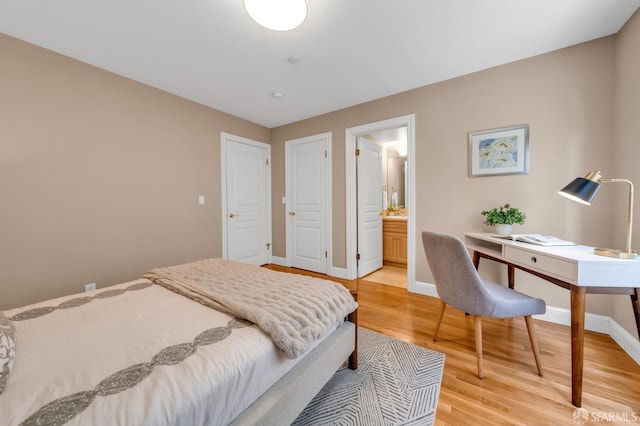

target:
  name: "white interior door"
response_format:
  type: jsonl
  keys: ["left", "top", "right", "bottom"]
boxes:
{"left": 287, "top": 134, "right": 329, "bottom": 274}
{"left": 222, "top": 133, "right": 271, "bottom": 265}
{"left": 357, "top": 138, "right": 383, "bottom": 277}
{"left": 345, "top": 115, "right": 415, "bottom": 285}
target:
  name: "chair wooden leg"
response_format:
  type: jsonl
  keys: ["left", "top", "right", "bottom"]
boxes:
{"left": 525, "top": 315, "right": 544, "bottom": 377}
{"left": 433, "top": 300, "right": 446, "bottom": 341}
{"left": 474, "top": 315, "right": 483, "bottom": 379}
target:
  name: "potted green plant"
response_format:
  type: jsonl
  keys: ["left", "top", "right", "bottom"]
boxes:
{"left": 481, "top": 203, "right": 526, "bottom": 234}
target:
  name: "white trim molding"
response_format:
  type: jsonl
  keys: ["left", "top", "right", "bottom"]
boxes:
{"left": 270, "top": 256, "right": 288, "bottom": 267}
{"left": 609, "top": 319, "right": 640, "bottom": 365}
{"left": 345, "top": 114, "right": 416, "bottom": 284}
{"left": 328, "top": 266, "right": 349, "bottom": 280}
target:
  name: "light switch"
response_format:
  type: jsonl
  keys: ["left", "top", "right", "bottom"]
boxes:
{"left": 282, "top": 196, "right": 287, "bottom": 204}
{"left": 198, "top": 195, "right": 205, "bottom": 205}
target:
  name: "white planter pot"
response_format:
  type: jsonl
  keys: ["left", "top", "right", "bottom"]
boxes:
{"left": 494, "top": 224, "right": 513, "bottom": 235}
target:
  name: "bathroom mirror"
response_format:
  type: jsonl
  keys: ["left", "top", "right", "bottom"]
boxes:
{"left": 387, "top": 156, "right": 406, "bottom": 207}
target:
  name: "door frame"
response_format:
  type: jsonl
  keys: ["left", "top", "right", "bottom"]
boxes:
{"left": 220, "top": 132, "right": 272, "bottom": 263}
{"left": 284, "top": 132, "right": 332, "bottom": 272}
{"left": 345, "top": 114, "right": 416, "bottom": 289}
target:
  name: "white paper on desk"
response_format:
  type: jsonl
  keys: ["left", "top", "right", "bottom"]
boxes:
{"left": 496, "top": 234, "right": 576, "bottom": 246}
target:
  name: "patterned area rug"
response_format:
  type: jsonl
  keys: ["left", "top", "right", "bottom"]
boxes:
{"left": 293, "top": 327, "right": 445, "bottom": 426}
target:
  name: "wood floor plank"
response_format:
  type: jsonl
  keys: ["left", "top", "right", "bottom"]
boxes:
{"left": 265, "top": 265, "right": 640, "bottom": 424}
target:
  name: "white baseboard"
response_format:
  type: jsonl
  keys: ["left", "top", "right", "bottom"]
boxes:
{"left": 534, "top": 306, "right": 610, "bottom": 334}
{"left": 270, "top": 256, "right": 288, "bottom": 267}
{"left": 269, "top": 259, "right": 348, "bottom": 280}
{"left": 609, "top": 319, "right": 640, "bottom": 364}
{"left": 328, "top": 266, "right": 348, "bottom": 280}
{"left": 411, "top": 280, "right": 439, "bottom": 298}
{"left": 414, "top": 280, "right": 640, "bottom": 365}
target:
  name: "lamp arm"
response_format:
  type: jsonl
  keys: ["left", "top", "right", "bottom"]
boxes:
{"left": 601, "top": 178, "right": 634, "bottom": 254}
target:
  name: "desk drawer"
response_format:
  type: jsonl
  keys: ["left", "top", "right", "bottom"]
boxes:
{"left": 504, "top": 246, "right": 576, "bottom": 281}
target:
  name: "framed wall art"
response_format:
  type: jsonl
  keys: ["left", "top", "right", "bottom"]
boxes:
{"left": 468, "top": 124, "right": 529, "bottom": 177}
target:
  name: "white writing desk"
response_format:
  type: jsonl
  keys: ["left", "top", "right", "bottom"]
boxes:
{"left": 464, "top": 232, "right": 640, "bottom": 407}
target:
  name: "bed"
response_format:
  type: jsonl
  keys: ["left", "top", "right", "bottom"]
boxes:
{"left": 0, "top": 258, "right": 358, "bottom": 426}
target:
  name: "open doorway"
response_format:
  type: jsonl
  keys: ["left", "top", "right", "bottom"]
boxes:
{"left": 345, "top": 114, "right": 416, "bottom": 291}
{"left": 358, "top": 130, "right": 408, "bottom": 288}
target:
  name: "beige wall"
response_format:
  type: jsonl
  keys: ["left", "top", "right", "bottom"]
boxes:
{"left": 613, "top": 9, "right": 640, "bottom": 337}
{"left": 273, "top": 36, "right": 617, "bottom": 263}
{"left": 271, "top": 35, "right": 640, "bottom": 335}
{"left": 0, "top": 34, "right": 270, "bottom": 310}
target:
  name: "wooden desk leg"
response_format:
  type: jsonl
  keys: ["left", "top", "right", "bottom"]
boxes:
{"left": 570, "top": 286, "right": 586, "bottom": 407}
{"left": 508, "top": 265, "right": 515, "bottom": 289}
{"left": 472, "top": 251, "right": 480, "bottom": 270}
{"left": 631, "top": 288, "right": 640, "bottom": 339}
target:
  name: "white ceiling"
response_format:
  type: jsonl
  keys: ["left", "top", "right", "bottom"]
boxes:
{"left": 2, "top": 0, "right": 639, "bottom": 128}
{"left": 363, "top": 128, "right": 407, "bottom": 148}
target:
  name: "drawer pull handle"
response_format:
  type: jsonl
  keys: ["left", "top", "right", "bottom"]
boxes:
{"left": 530, "top": 256, "right": 537, "bottom": 263}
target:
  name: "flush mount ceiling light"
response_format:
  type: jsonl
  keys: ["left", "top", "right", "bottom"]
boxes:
{"left": 243, "top": 0, "right": 307, "bottom": 31}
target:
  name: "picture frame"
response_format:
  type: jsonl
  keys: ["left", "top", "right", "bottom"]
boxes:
{"left": 468, "top": 124, "right": 529, "bottom": 177}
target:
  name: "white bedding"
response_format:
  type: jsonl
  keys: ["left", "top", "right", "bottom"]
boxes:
{"left": 144, "top": 258, "right": 358, "bottom": 359}
{"left": 1, "top": 279, "right": 337, "bottom": 426}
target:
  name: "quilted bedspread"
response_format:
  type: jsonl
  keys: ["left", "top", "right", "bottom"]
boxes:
{"left": 144, "top": 258, "right": 357, "bottom": 359}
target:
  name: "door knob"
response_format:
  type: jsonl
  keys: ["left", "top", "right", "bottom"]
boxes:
{"left": 229, "top": 213, "right": 238, "bottom": 218}
{"left": 289, "top": 211, "right": 296, "bottom": 216}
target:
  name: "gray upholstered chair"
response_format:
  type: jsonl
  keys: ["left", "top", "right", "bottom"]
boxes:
{"left": 421, "top": 231, "right": 546, "bottom": 378}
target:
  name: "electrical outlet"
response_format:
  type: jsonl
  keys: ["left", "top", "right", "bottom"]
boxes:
{"left": 84, "top": 283, "right": 96, "bottom": 292}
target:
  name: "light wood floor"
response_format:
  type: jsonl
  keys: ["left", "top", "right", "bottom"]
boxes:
{"left": 363, "top": 264, "right": 407, "bottom": 288}
{"left": 266, "top": 265, "right": 640, "bottom": 425}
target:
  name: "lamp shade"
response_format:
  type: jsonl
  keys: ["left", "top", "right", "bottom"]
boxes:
{"left": 243, "top": 0, "right": 307, "bottom": 31}
{"left": 558, "top": 177, "right": 601, "bottom": 205}
{"left": 557, "top": 170, "right": 636, "bottom": 259}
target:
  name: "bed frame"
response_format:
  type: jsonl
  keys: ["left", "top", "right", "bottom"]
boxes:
{"left": 230, "top": 291, "right": 359, "bottom": 425}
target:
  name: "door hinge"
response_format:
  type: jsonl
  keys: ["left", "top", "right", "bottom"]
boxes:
{"left": 266, "top": 243, "right": 271, "bottom": 250}
{"left": 325, "top": 150, "right": 327, "bottom": 158}
{"left": 325, "top": 250, "right": 328, "bottom": 258}
{"left": 356, "top": 253, "right": 360, "bottom": 261}
{"left": 266, "top": 158, "right": 269, "bottom": 165}
{"left": 355, "top": 149, "right": 360, "bottom": 156}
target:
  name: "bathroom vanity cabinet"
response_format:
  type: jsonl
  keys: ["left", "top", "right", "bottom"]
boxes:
{"left": 382, "top": 217, "right": 407, "bottom": 266}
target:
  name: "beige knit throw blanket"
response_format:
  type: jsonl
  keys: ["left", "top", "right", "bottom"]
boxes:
{"left": 143, "top": 258, "right": 358, "bottom": 359}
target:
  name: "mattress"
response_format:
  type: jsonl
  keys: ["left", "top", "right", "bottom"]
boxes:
{"left": 1, "top": 279, "right": 338, "bottom": 426}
